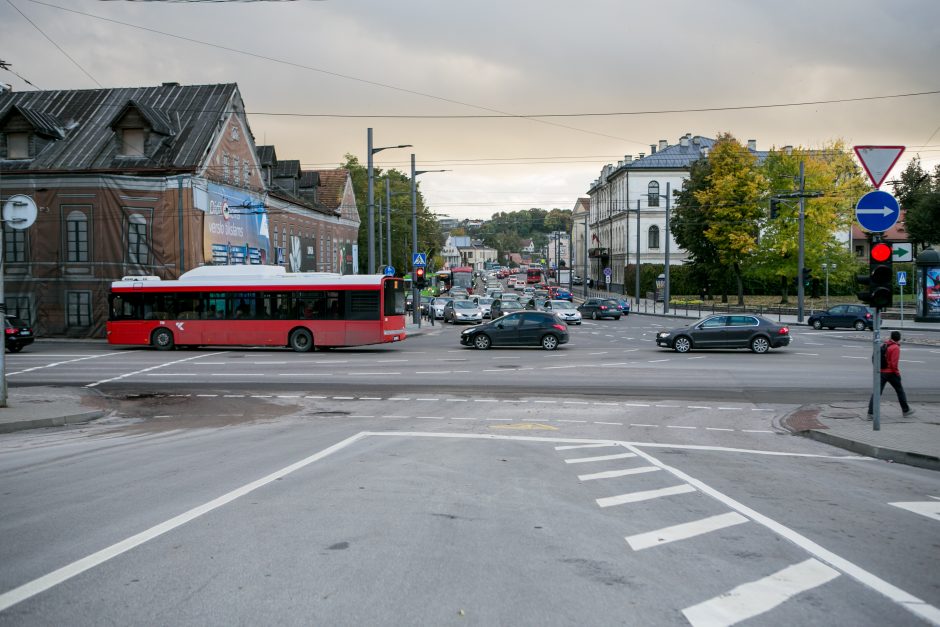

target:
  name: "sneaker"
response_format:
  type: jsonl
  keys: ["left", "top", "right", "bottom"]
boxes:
{"left": 865, "top": 413, "right": 873, "bottom": 421}
{"left": 903, "top": 409, "right": 915, "bottom": 417}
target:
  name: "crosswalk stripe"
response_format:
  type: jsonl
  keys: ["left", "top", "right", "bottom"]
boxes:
{"left": 554, "top": 443, "right": 615, "bottom": 451}
{"left": 682, "top": 558, "right": 839, "bottom": 627}
{"left": 578, "top": 466, "right": 660, "bottom": 481}
{"left": 625, "top": 511, "right": 748, "bottom": 551}
{"left": 597, "top": 484, "right": 695, "bottom": 507}
{"left": 565, "top": 452, "right": 637, "bottom": 464}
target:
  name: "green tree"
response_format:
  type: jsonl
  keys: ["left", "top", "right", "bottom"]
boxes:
{"left": 671, "top": 156, "right": 729, "bottom": 299}
{"left": 340, "top": 154, "right": 443, "bottom": 274}
{"left": 751, "top": 141, "right": 865, "bottom": 302}
{"left": 694, "top": 133, "right": 768, "bottom": 305}
{"left": 895, "top": 158, "right": 940, "bottom": 247}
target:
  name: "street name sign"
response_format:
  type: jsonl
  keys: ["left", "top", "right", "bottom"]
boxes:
{"left": 853, "top": 145, "right": 905, "bottom": 188}
{"left": 855, "top": 190, "right": 900, "bottom": 233}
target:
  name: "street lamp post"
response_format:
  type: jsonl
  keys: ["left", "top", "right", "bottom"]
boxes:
{"left": 366, "top": 128, "right": 411, "bottom": 274}
{"left": 410, "top": 153, "right": 449, "bottom": 324}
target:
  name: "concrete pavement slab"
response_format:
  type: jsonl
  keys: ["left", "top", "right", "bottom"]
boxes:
{"left": 0, "top": 386, "right": 108, "bottom": 434}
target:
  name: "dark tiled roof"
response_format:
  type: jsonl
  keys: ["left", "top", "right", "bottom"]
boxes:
{"left": 623, "top": 136, "right": 769, "bottom": 170}
{"left": 0, "top": 83, "right": 239, "bottom": 172}
{"left": 274, "top": 159, "right": 300, "bottom": 179}
{"left": 299, "top": 170, "right": 319, "bottom": 189}
{"left": 4, "top": 104, "right": 67, "bottom": 139}
{"left": 255, "top": 145, "right": 276, "bottom": 166}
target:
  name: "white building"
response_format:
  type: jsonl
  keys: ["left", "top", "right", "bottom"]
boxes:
{"left": 586, "top": 134, "right": 767, "bottom": 292}
{"left": 547, "top": 231, "right": 570, "bottom": 271}
{"left": 442, "top": 235, "right": 470, "bottom": 269}
{"left": 571, "top": 198, "right": 589, "bottom": 282}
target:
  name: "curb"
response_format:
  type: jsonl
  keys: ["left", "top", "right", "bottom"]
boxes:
{"left": 801, "top": 429, "right": 940, "bottom": 472}
{"left": 0, "top": 410, "right": 107, "bottom": 434}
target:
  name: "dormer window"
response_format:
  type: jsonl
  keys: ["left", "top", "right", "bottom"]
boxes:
{"left": 6, "top": 132, "right": 30, "bottom": 159}
{"left": 120, "top": 128, "right": 145, "bottom": 157}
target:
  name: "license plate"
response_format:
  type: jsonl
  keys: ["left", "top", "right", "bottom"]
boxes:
{"left": 19, "top": 331, "right": 30, "bottom": 336}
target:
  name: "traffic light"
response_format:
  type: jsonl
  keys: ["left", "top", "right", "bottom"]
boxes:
{"left": 414, "top": 266, "right": 426, "bottom": 288}
{"left": 801, "top": 267, "right": 813, "bottom": 287}
{"left": 857, "top": 241, "right": 892, "bottom": 308}
{"left": 769, "top": 199, "right": 779, "bottom": 219}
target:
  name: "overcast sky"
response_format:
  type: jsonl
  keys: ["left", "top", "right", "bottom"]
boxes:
{"left": 3, "top": 0, "right": 939, "bottom": 220}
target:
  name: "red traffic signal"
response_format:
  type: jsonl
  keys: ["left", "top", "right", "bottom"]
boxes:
{"left": 870, "top": 242, "right": 892, "bottom": 263}
{"left": 414, "top": 266, "right": 426, "bottom": 288}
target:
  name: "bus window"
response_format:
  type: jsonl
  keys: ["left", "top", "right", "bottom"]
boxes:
{"left": 348, "top": 291, "right": 380, "bottom": 321}
{"left": 384, "top": 280, "right": 406, "bottom": 316}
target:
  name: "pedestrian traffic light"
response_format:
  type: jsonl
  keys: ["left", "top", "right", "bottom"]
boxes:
{"left": 801, "top": 267, "right": 813, "bottom": 287}
{"left": 414, "top": 266, "right": 426, "bottom": 288}
{"left": 868, "top": 242, "right": 893, "bottom": 309}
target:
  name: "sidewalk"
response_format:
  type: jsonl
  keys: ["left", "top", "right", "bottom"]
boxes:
{"left": 0, "top": 386, "right": 108, "bottom": 434}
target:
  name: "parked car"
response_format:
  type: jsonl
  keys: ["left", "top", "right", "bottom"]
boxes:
{"left": 460, "top": 311, "right": 570, "bottom": 350}
{"left": 431, "top": 296, "right": 454, "bottom": 319}
{"left": 807, "top": 304, "right": 873, "bottom": 331}
{"left": 542, "top": 299, "right": 582, "bottom": 325}
{"left": 444, "top": 299, "right": 484, "bottom": 324}
{"left": 5, "top": 315, "right": 34, "bottom": 352}
{"left": 577, "top": 298, "right": 622, "bottom": 320}
{"left": 612, "top": 298, "right": 631, "bottom": 315}
{"left": 656, "top": 314, "right": 790, "bottom": 354}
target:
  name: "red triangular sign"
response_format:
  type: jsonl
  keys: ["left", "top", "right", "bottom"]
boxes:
{"left": 854, "top": 145, "right": 905, "bottom": 189}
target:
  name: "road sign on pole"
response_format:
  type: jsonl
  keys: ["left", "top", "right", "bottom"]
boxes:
{"left": 855, "top": 190, "right": 900, "bottom": 232}
{"left": 412, "top": 252, "right": 426, "bottom": 267}
{"left": 892, "top": 244, "right": 913, "bottom": 262}
{"left": 897, "top": 271, "right": 907, "bottom": 286}
{"left": 603, "top": 267, "right": 612, "bottom": 277}
{"left": 383, "top": 266, "right": 395, "bottom": 276}
{"left": 853, "top": 145, "right": 905, "bottom": 189}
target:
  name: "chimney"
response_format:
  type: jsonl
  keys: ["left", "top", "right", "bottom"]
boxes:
{"left": 692, "top": 136, "right": 700, "bottom": 145}
{"left": 659, "top": 139, "right": 668, "bottom": 151}
{"left": 638, "top": 152, "right": 645, "bottom": 160}
{"left": 784, "top": 145, "right": 793, "bottom": 155}
{"left": 747, "top": 139, "right": 757, "bottom": 151}
{"left": 624, "top": 155, "right": 632, "bottom": 164}
{"left": 679, "top": 136, "right": 689, "bottom": 147}
{"left": 650, "top": 144, "right": 657, "bottom": 154}
{"left": 701, "top": 147, "right": 710, "bottom": 158}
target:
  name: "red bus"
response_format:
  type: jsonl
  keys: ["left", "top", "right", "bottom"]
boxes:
{"left": 449, "top": 266, "right": 475, "bottom": 293}
{"left": 107, "top": 265, "right": 407, "bottom": 352}
{"left": 526, "top": 268, "right": 544, "bottom": 284}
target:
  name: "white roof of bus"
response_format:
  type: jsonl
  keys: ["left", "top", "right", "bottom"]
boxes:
{"left": 112, "top": 265, "right": 389, "bottom": 288}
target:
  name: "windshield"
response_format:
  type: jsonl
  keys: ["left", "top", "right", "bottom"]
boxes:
{"left": 551, "top": 301, "right": 574, "bottom": 309}
{"left": 455, "top": 301, "right": 477, "bottom": 309}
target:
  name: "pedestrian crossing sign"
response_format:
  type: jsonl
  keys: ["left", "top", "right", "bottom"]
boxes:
{"left": 412, "top": 253, "right": 427, "bottom": 267}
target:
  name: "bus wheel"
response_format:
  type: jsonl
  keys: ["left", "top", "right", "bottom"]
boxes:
{"left": 151, "top": 328, "right": 175, "bottom": 351}
{"left": 289, "top": 328, "right": 313, "bottom": 353}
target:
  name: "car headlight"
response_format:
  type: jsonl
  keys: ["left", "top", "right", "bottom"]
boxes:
{"left": 657, "top": 331, "right": 670, "bottom": 339}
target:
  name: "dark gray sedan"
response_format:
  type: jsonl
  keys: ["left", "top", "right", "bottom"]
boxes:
{"left": 656, "top": 314, "right": 790, "bottom": 354}
{"left": 460, "top": 311, "right": 569, "bottom": 350}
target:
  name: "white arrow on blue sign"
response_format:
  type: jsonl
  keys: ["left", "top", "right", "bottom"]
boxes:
{"left": 412, "top": 253, "right": 427, "bottom": 267}
{"left": 855, "top": 190, "right": 900, "bottom": 233}
{"left": 384, "top": 266, "right": 395, "bottom": 276}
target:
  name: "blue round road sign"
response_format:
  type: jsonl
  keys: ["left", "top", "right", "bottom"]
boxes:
{"left": 855, "top": 190, "right": 900, "bottom": 233}
{"left": 383, "top": 266, "right": 395, "bottom": 276}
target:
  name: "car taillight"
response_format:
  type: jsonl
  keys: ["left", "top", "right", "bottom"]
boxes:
{"left": 4, "top": 327, "right": 15, "bottom": 335}
{"left": 778, "top": 327, "right": 789, "bottom": 335}
{"left": 552, "top": 324, "right": 566, "bottom": 331}
{"left": 865, "top": 313, "right": 872, "bottom": 320}
{"left": 600, "top": 305, "right": 607, "bottom": 310}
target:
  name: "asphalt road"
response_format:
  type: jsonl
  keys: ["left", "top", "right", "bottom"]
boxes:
{"left": 2, "top": 318, "right": 939, "bottom": 625}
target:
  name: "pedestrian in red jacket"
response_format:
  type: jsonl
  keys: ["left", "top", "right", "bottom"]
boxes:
{"left": 867, "top": 330, "right": 914, "bottom": 419}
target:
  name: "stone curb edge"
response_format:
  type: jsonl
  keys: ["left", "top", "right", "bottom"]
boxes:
{"left": 0, "top": 410, "right": 107, "bottom": 434}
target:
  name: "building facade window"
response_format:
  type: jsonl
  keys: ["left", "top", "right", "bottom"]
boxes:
{"left": 4, "top": 224, "right": 27, "bottom": 263}
{"left": 127, "top": 213, "right": 149, "bottom": 265}
{"left": 222, "top": 154, "right": 230, "bottom": 183}
{"left": 7, "top": 132, "right": 30, "bottom": 159}
{"left": 66, "top": 210, "right": 89, "bottom": 262}
{"left": 66, "top": 291, "right": 92, "bottom": 327}
{"left": 648, "top": 181, "right": 660, "bottom": 207}
{"left": 243, "top": 159, "right": 250, "bottom": 187}
{"left": 5, "top": 295, "right": 31, "bottom": 323}
{"left": 648, "top": 225, "right": 660, "bottom": 249}
{"left": 120, "top": 129, "right": 145, "bottom": 157}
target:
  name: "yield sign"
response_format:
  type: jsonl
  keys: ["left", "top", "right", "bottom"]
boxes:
{"left": 854, "top": 145, "right": 905, "bottom": 188}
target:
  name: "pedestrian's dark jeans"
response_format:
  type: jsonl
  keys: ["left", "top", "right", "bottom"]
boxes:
{"left": 868, "top": 373, "right": 910, "bottom": 414}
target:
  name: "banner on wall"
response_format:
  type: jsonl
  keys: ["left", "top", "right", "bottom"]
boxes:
{"left": 196, "top": 182, "right": 270, "bottom": 265}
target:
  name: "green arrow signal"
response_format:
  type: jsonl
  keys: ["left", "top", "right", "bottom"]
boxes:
{"left": 893, "top": 245, "right": 911, "bottom": 258}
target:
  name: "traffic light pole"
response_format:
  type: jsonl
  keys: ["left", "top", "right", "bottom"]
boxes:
{"left": 872, "top": 308, "right": 881, "bottom": 431}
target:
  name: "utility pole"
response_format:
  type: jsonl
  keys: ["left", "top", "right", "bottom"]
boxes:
{"left": 772, "top": 161, "right": 821, "bottom": 322}
{"left": 635, "top": 198, "right": 641, "bottom": 308}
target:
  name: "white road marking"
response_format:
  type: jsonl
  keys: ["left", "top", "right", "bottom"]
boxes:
{"left": 279, "top": 373, "right": 333, "bottom": 377}
{"left": 212, "top": 373, "right": 264, "bottom": 376}
{"left": 623, "top": 443, "right": 940, "bottom": 625}
{"left": 418, "top": 416, "right": 444, "bottom": 420}
{"left": 563, "top": 401, "right": 589, "bottom": 405}
{"left": 251, "top": 395, "right": 272, "bottom": 398}
{"left": 706, "top": 427, "right": 734, "bottom": 432}
{"left": 196, "top": 394, "right": 218, "bottom": 397}
{"left": 251, "top": 361, "right": 287, "bottom": 364}
{"left": 631, "top": 423, "right": 658, "bottom": 428}
{"left": 474, "top": 399, "right": 499, "bottom": 403}
{"left": 751, "top": 408, "right": 774, "bottom": 412}
{"left": 333, "top": 396, "right": 355, "bottom": 400}
{"left": 656, "top": 404, "right": 680, "bottom": 408}
{"left": 900, "top": 360, "right": 925, "bottom": 364}
{"left": 842, "top": 356, "right": 866, "bottom": 360}
{"left": 86, "top": 352, "right": 225, "bottom": 387}
{"left": 687, "top": 356, "right": 706, "bottom": 360}
{"left": 565, "top": 452, "right": 637, "bottom": 464}
{"left": 350, "top": 415, "right": 374, "bottom": 418}
{"left": 557, "top": 419, "right": 587, "bottom": 423}
{"left": 359, "top": 397, "right": 382, "bottom": 401}
{"left": 594, "top": 421, "right": 623, "bottom": 425}
{"left": 625, "top": 403, "right": 650, "bottom": 407}
{"left": 742, "top": 429, "right": 775, "bottom": 434}
{"left": 795, "top": 352, "right": 819, "bottom": 356}
{"left": 667, "top": 425, "right": 697, "bottom": 430}
{"left": 592, "top": 402, "right": 618, "bottom": 406}
{"left": 597, "top": 484, "right": 696, "bottom": 507}
{"left": 388, "top": 397, "right": 411, "bottom": 401}
{"left": 717, "top": 407, "right": 739, "bottom": 411}
{"left": 0, "top": 432, "right": 368, "bottom": 614}
{"left": 589, "top": 351, "right": 609, "bottom": 355}
{"left": 648, "top": 359, "right": 670, "bottom": 363}
{"left": 688, "top": 406, "right": 712, "bottom": 409}
{"left": 416, "top": 398, "right": 439, "bottom": 401}
{"left": 578, "top": 466, "right": 660, "bottom": 481}
{"left": 223, "top": 395, "right": 244, "bottom": 398}
{"left": 305, "top": 395, "right": 327, "bottom": 399}
{"left": 349, "top": 372, "right": 400, "bottom": 375}
{"left": 554, "top": 443, "right": 616, "bottom": 451}
{"left": 415, "top": 371, "right": 448, "bottom": 374}
{"left": 485, "top": 418, "right": 512, "bottom": 422}
{"left": 482, "top": 369, "right": 504, "bottom": 372}
{"left": 626, "top": 511, "right": 748, "bottom": 551}
{"left": 445, "top": 398, "right": 467, "bottom": 402}
{"left": 682, "top": 558, "right": 840, "bottom": 627}
{"left": 889, "top": 497, "right": 940, "bottom": 522}
{"left": 534, "top": 400, "right": 557, "bottom": 404}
